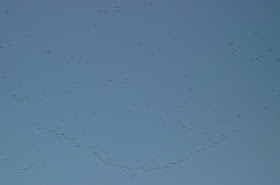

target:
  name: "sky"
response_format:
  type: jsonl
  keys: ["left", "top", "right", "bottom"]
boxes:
{"left": 0, "top": 0, "right": 280, "bottom": 185}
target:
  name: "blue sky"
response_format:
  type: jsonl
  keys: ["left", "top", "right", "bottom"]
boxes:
{"left": 0, "top": 0, "right": 280, "bottom": 185}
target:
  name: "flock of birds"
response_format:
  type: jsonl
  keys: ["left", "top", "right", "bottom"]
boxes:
{"left": 0, "top": 3, "right": 279, "bottom": 180}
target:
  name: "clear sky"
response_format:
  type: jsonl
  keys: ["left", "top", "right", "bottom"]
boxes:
{"left": 0, "top": 0, "right": 280, "bottom": 185}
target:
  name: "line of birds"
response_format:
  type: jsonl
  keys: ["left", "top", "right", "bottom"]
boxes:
{"left": 30, "top": 117, "right": 240, "bottom": 177}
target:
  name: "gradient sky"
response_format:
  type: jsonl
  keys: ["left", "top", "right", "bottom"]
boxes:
{"left": 0, "top": 0, "right": 280, "bottom": 185}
